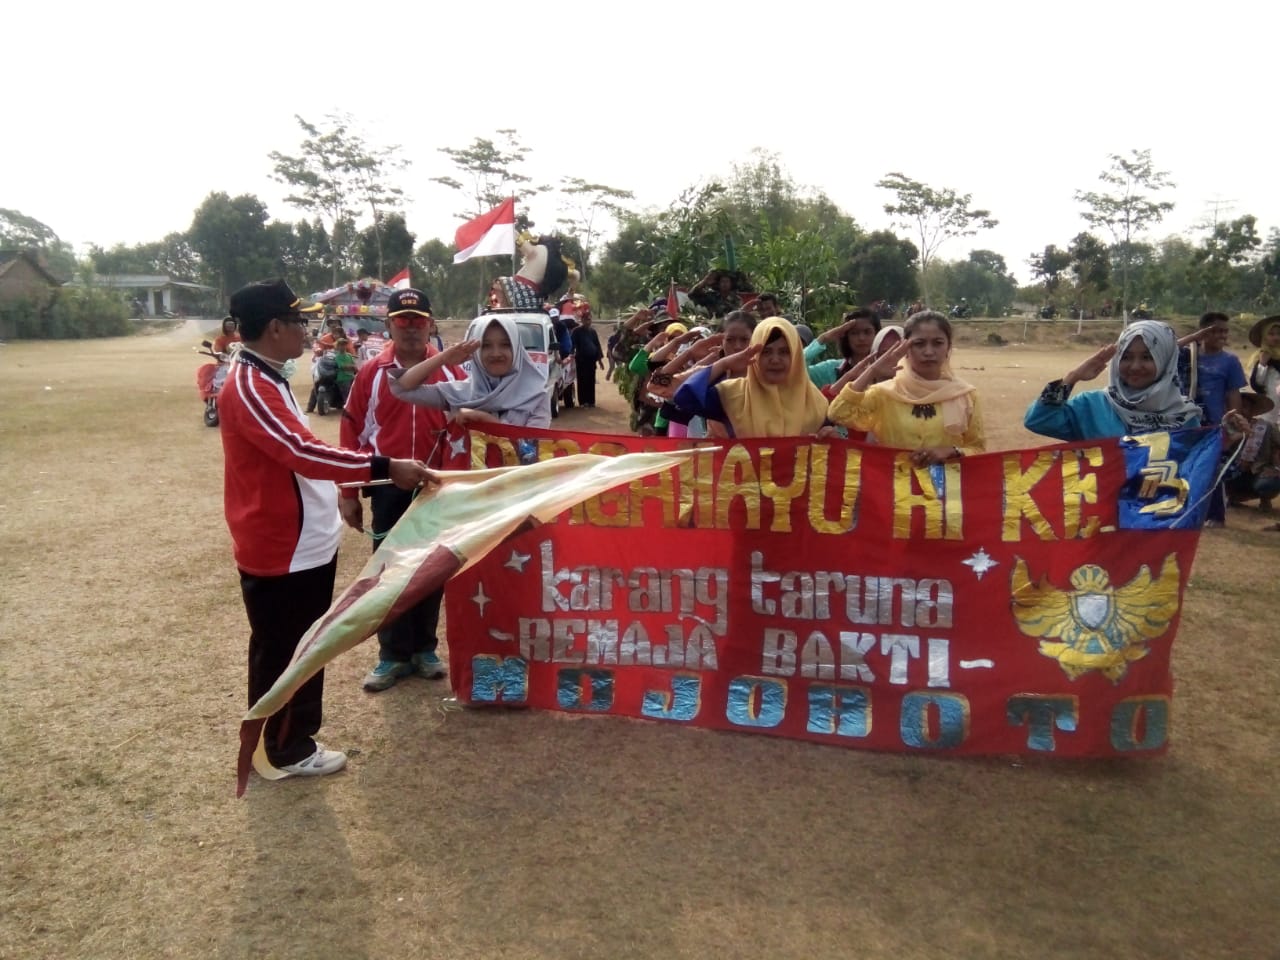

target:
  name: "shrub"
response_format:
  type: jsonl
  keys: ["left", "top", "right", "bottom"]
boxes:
{"left": 1, "top": 287, "right": 132, "bottom": 339}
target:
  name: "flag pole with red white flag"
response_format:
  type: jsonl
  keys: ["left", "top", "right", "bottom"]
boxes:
{"left": 387, "top": 267, "right": 412, "bottom": 290}
{"left": 454, "top": 197, "right": 517, "bottom": 265}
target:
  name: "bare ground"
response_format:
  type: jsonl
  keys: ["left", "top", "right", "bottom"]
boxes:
{"left": 0, "top": 323, "right": 1276, "bottom": 960}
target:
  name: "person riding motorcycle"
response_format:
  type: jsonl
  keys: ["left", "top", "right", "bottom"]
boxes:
{"left": 306, "top": 318, "right": 354, "bottom": 414}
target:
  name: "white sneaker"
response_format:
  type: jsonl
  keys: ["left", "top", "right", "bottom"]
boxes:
{"left": 277, "top": 744, "right": 348, "bottom": 778}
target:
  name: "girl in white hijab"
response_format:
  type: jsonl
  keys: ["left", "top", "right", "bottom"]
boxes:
{"left": 389, "top": 315, "right": 552, "bottom": 428}
{"left": 1025, "top": 319, "right": 1201, "bottom": 440}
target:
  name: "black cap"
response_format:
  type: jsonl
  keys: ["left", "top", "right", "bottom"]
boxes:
{"left": 387, "top": 288, "right": 432, "bottom": 317}
{"left": 228, "top": 279, "right": 318, "bottom": 326}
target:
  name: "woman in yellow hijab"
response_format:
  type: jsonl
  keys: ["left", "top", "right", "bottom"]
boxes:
{"left": 828, "top": 310, "right": 985, "bottom": 465}
{"left": 672, "top": 317, "right": 829, "bottom": 437}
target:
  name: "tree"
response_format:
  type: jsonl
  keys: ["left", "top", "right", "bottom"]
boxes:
{"left": 941, "top": 250, "right": 1017, "bottom": 317}
{"left": 358, "top": 214, "right": 415, "bottom": 281}
{"left": 723, "top": 149, "right": 802, "bottom": 236}
{"left": 877, "top": 172, "right": 997, "bottom": 306}
{"left": 430, "top": 129, "right": 543, "bottom": 304}
{"left": 89, "top": 232, "right": 198, "bottom": 280}
{"left": 90, "top": 241, "right": 164, "bottom": 276}
{"left": 270, "top": 218, "right": 333, "bottom": 294}
{"left": 1259, "top": 228, "right": 1280, "bottom": 309}
{"left": 0, "top": 208, "right": 76, "bottom": 278}
{"left": 188, "top": 192, "right": 277, "bottom": 300}
{"left": 328, "top": 118, "right": 407, "bottom": 279}
{"left": 270, "top": 114, "right": 404, "bottom": 286}
{"left": 634, "top": 182, "right": 733, "bottom": 296}
{"left": 413, "top": 238, "right": 490, "bottom": 319}
{"left": 555, "top": 177, "right": 633, "bottom": 279}
{"left": 1028, "top": 244, "right": 1073, "bottom": 300}
{"left": 1069, "top": 233, "right": 1109, "bottom": 290}
{"left": 1190, "top": 214, "right": 1261, "bottom": 309}
{"left": 586, "top": 259, "right": 647, "bottom": 315}
{"left": 841, "top": 230, "right": 919, "bottom": 306}
{"left": 739, "top": 218, "right": 845, "bottom": 322}
{"left": 1075, "top": 149, "right": 1175, "bottom": 322}
{"left": 1263, "top": 229, "right": 1280, "bottom": 283}
{"left": 430, "top": 129, "right": 540, "bottom": 219}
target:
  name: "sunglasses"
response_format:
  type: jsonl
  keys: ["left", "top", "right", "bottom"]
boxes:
{"left": 390, "top": 314, "right": 431, "bottom": 329}
{"left": 276, "top": 313, "right": 309, "bottom": 326}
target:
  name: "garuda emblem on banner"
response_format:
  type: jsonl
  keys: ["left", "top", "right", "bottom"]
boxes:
{"left": 1010, "top": 555, "right": 1181, "bottom": 682}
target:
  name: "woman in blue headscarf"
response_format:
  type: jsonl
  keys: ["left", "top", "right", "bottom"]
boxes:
{"left": 1024, "top": 319, "right": 1201, "bottom": 440}
{"left": 389, "top": 315, "right": 551, "bottom": 428}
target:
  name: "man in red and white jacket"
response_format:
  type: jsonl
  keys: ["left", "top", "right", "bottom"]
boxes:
{"left": 340, "top": 288, "right": 469, "bottom": 692}
{"left": 221, "top": 279, "right": 433, "bottom": 782}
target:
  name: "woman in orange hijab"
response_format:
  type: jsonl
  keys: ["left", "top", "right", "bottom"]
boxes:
{"left": 672, "top": 317, "right": 829, "bottom": 437}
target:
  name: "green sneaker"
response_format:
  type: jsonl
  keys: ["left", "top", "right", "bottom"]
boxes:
{"left": 362, "top": 659, "right": 413, "bottom": 692}
{"left": 412, "top": 651, "right": 446, "bottom": 679}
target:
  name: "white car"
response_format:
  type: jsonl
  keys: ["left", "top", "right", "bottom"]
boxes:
{"left": 470, "top": 310, "right": 570, "bottom": 418}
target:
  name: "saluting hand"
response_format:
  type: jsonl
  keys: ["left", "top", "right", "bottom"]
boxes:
{"left": 625, "top": 308, "right": 654, "bottom": 331}
{"left": 1177, "top": 327, "right": 1213, "bottom": 349}
{"left": 686, "top": 333, "right": 723, "bottom": 361}
{"left": 1064, "top": 344, "right": 1117, "bottom": 386}
{"left": 440, "top": 339, "right": 480, "bottom": 366}
{"left": 817, "top": 317, "right": 857, "bottom": 345}
{"left": 716, "top": 343, "right": 763, "bottom": 378}
{"left": 871, "top": 339, "right": 909, "bottom": 377}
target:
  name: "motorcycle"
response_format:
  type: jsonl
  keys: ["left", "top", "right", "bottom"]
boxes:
{"left": 195, "top": 340, "right": 235, "bottom": 427}
{"left": 310, "top": 350, "right": 341, "bottom": 416}
{"left": 949, "top": 302, "right": 972, "bottom": 319}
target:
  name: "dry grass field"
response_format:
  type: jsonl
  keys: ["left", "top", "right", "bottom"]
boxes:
{"left": 1, "top": 319, "right": 1276, "bottom": 960}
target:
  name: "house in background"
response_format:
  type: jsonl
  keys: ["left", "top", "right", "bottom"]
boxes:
{"left": 63, "top": 274, "right": 216, "bottom": 317}
{"left": 0, "top": 250, "right": 62, "bottom": 338}
{"left": 0, "top": 249, "right": 61, "bottom": 304}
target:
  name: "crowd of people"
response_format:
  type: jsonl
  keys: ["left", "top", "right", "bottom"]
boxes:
{"left": 611, "top": 296, "right": 1279, "bottom": 520}
{"left": 217, "top": 273, "right": 1278, "bottom": 789}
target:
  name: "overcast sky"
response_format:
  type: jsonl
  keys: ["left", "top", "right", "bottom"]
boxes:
{"left": 6, "top": 0, "right": 1276, "bottom": 286}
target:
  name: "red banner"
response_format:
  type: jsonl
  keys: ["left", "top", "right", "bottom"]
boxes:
{"left": 445, "top": 425, "right": 1213, "bottom": 757}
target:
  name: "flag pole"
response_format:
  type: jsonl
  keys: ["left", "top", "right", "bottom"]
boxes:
{"left": 511, "top": 196, "right": 518, "bottom": 279}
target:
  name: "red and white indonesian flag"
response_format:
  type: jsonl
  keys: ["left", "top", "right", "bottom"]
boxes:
{"left": 454, "top": 197, "right": 516, "bottom": 264}
{"left": 387, "top": 268, "right": 411, "bottom": 290}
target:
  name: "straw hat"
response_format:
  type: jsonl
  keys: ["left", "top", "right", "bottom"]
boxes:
{"left": 1247, "top": 315, "right": 1280, "bottom": 348}
{"left": 1240, "top": 391, "right": 1275, "bottom": 419}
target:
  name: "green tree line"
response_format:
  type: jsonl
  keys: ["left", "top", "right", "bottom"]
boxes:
{"left": 4, "top": 136, "right": 1278, "bottom": 339}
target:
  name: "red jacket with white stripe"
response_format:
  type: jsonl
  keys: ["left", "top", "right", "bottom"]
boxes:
{"left": 338, "top": 346, "right": 468, "bottom": 497}
{"left": 220, "top": 352, "right": 389, "bottom": 576}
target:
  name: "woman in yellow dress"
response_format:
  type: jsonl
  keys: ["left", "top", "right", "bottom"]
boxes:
{"left": 827, "top": 310, "right": 984, "bottom": 465}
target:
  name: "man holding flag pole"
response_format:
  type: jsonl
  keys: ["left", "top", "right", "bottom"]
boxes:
{"left": 220, "top": 279, "right": 434, "bottom": 782}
